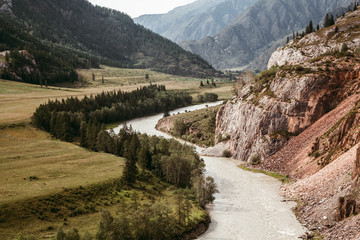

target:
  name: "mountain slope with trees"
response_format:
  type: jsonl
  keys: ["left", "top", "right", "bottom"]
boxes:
{"left": 0, "top": 0, "right": 216, "bottom": 85}
{"left": 134, "top": 0, "right": 259, "bottom": 43}
{"left": 181, "top": 0, "right": 356, "bottom": 70}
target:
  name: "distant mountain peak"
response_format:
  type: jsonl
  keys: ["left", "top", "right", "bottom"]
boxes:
{"left": 134, "top": 0, "right": 259, "bottom": 43}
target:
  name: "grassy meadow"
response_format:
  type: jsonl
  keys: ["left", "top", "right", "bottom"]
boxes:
{"left": 0, "top": 66, "right": 231, "bottom": 238}
{"left": 0, "top": 66, "right": 232, "bottom": 125}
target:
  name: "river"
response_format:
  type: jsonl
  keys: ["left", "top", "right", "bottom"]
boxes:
{"left": 113, "top": 102, "right": 306, "bottom": 240}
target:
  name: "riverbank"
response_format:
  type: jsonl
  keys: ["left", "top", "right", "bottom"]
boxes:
{"left": 123, "top": 103, "right": 306, "bottom": 239}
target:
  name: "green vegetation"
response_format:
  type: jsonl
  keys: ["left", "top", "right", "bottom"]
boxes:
{"left": 0, "top": 122, "right": 215, "bottom": 239}
{"left": 32, "top": 85, "right": 192, "bottom": 142}
{"left": 222, "top": 150, "right": 232, "bottom": 158}
{"left": 0, "top": 17, "right": 82, "bottom": 85}
{"left": 197, "top": 92, "right": 219, "bottom": 103}
{"left": 0, "top": 0, "right": 217, "bottom": 86}
{"left": 169, "top": 106, "right": 221, "bottom": 147}
{"left": 269, "top": 130, "right": 296, "bottom": 141}
{"left": 0, "top": 82, "right": 220, "bottom": 238}
{"left": 238, "top": 165, "right": 291, "bottom": 183}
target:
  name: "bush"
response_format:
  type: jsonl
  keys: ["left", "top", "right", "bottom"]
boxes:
{"left": 173, "top": 119, "right": 187, "bottom": 137}
{"left": 250, "top": 155, "right": 261, "bottom": 165}
{"left": 222, "top": 150, "right": 231, "bottom": 158}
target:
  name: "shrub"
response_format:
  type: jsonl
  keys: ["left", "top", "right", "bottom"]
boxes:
{"left": 250, "top": 155, "right": 261, "bottom": 165}
{"left": 222, "top": 150, "right": 231, "bottom": 158}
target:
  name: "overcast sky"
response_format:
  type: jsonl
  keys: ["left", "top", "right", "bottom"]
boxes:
{"left": 88, "top": 0, "right": 197, "bottom": 18}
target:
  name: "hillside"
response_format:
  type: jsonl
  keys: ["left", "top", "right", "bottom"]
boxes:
{"left": 215, "top": 8, "right": 360, "bottom": 239}
{"left": 134, "top": 0, "right": 258, "bottom": 43}
{"left": 0, "top": 0, "right": 217, "bottom": 85}
{"left": 181, "top": 0, "right": 355, "bottom": 70}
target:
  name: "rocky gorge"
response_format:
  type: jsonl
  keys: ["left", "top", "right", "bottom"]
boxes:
{"left": 154, "top": 8, "right": 360, "bottom": 239}
{"left": 214, "top": 9, "right": 360, "bottom": 239}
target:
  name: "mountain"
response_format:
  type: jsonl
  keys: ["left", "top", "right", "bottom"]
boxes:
{"left": 134, "top": 0, "right": 259, "bottom": 43}
{"left": 0, "top": 0, "right": 217, "bottom": 85}
{"left": 181, "top": 0, "right": 356, "bottom": 70}
{"left": 215, "top": 8, "right": 360, "bottom": 239}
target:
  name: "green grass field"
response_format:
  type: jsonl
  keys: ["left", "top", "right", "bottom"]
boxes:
{"left": 0, "top": 66, "right": 232, "bottom": 125}
{"left": 0, "top": 66, "right": 229, "bottom": 238}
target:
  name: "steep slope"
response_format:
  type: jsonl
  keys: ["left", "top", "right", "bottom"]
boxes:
{"left": 134, "top": 0, "right": 258, "bottom": 43}
{"left": 215, "top": 9, "right": 360, "bottom": 239}
{"left": 215, "top": 8, "right": 360, "bottom": 164}
{"left": 0, "top": 0, "right": 216, "bottom": 84}
{"left": 181, "top": 0, "right": 355, "bottom": 70}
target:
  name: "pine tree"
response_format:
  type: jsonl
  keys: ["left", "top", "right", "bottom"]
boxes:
{"left": 79, "top": 121, "right": 87, "bottom": 147}
{"left": 305, "top": 20, "right": 314, "bottom": 34}
{"left": 329, "top": 14, "right": 335, "bottom": 26}
{"left": 324, "top": 13, "right": 330, "bottom": 27}
{"left": 123, "top": 139, "right": 138, "bottom": 185}
{"left": 286, "top": 36, "right": 289, "bottom": 43}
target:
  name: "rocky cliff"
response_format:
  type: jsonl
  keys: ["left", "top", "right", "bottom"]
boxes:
{"left": 215, "top": 8, "right": 360, "bottom": 239}
{"left": 216, "top": 9, "right": 360, "bottom": 163}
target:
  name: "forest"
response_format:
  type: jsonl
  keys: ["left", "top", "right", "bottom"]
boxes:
{"left": 32, "top": 85, "right": 192, "bottom": 142}
{"left": 0, "top": 0, "right": 218, "bottom": 86}
{"left": 27, "top": 84, "right": 218, "bottom": 239}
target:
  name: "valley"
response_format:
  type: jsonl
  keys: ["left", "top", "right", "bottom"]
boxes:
{"left": 1, "top": 0, "right": 360, "bottom": 239}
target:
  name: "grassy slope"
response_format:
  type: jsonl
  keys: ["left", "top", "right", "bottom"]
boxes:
{"left": 0, "top": 124, "right": 124, "bottom": 205}
{"left": 169, "top": 106, "right": 221, "bottom": 147}
{"left": 0, "top": 69, "right": 229, "bottom": 238}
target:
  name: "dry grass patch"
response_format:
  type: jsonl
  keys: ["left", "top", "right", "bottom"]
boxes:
{"left": 0, "top": 124, "right": 124, "bottom": 204}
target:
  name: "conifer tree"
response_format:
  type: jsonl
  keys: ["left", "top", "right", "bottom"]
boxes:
{"left": 79, "top": 121, "right": 87, "bottom": 147}
{"left": 123, "top": 139, "right": 138, "bottom": 185}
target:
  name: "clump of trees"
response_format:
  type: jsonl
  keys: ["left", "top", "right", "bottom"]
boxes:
{"left": 197, "top": 92, "right": 218, "bottom": 103}
{"left": 287, "top": 1, "right": 359, "bottom": 43}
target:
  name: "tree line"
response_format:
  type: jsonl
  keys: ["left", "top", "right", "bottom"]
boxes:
{"left": 32, "top": 85, "right": 192, "bottom": 142}
{"left": 28, "top": 84, "right": 218, "bottom": 239}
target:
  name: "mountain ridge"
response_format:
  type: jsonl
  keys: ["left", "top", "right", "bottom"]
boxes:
{"left": 0, "top": 0, "right": 217, "bottom": 85}
{"left": 134, "top": 0, "right": 259, "bottom": 43}
{"left": 181, "top": 0, "right": 356, "bottom": 70}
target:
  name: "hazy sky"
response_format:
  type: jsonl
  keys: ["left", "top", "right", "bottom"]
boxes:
{"left": 88, "top": 0, "right": 197, "bottom": 18}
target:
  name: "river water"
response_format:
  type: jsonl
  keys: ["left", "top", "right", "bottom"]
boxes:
{"left": 113, "top": 102, "right": 306, "bottom": 240}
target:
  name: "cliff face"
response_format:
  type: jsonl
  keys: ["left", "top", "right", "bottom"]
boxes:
{"left": 216, "top": 8, "right": 360, "bottom": 239}
{"left": 216, "top": 64, "right": 360, "bottom": 162}
{"left": 216, "top": 9, "right": 360, "bottom": 163}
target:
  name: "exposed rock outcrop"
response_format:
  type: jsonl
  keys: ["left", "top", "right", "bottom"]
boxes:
{"left": 268, "top": 10, "right": 360, "bottom": 68}
{"left": 216, "top": 9, "right": 360, "bottom": 164}
{"left": 216, "top": 9, "right": 360, "bottom": 240}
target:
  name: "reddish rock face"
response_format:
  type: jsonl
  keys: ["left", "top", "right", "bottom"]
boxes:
{"left": 216, "top": 65, "right": 360, "bottom": 163}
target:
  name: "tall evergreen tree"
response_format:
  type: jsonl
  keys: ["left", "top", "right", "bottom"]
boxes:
{"left": 123, "top": 139, "right": 138, "bottom": 185}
